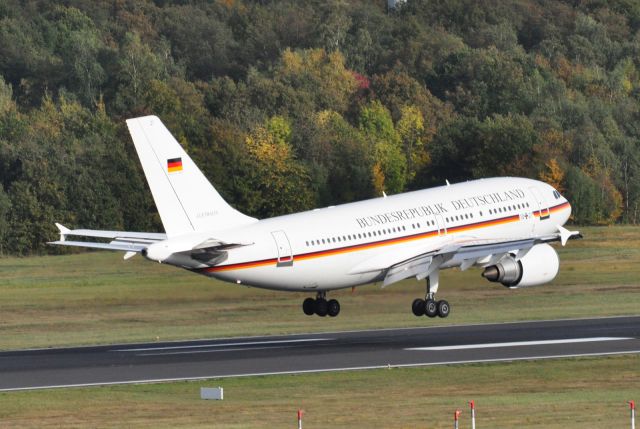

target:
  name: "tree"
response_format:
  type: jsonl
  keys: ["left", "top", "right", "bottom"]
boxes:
{"left": 0, "top": 184, "right": 10, "bottom": 255}
{"left": 244, "top": 116, "right": 314, "bottom": 217}
{"left": 115, "top": 32, "right": 168, "bottom": 114}
{"left": 50, "top": 6, "right": 106, "bottom": 105}
{"left": 275, "top": 48, "right": 359, "bottom": 115}
{"left": 421, "top": 113, "right": 538, "bottom": 185}
{"left": 397, "top": 105, "right": 429, "bottom": 182}
{"left": 159, "top": 5, "right": 238, "bottom": 80}
{"left": 0, "top": 75, "right": 13, "bottom": 115}
{"left": 564, "top": 165, "right": 622, "bottom": 225}
{"left": 359, "top": 101, "right": 406, "bottom": 194}
{"left": 539, "top": 158, "right": 565, "bottom": 192}
{"left": 429, "top": 46, "right": 534, "bottom": 118}
{"left": 307, "top": 110, "right": 374, "bottom": 205}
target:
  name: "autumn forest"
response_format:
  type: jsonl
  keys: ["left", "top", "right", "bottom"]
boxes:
{"left": 1, "top": 0, "right": 639, "bottom": 254}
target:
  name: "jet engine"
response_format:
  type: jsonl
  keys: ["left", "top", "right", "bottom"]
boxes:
{"left": 481, "top": 243, "right": 559, "bottom": 288}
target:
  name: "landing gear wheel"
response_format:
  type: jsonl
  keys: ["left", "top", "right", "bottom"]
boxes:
{"left": 425, "top": 299, "right": 438, "bottom": 318}
{"left": 412, "top": 298, "right": 426, "bottom": 317}
{"left": 437, "top": 300, "right": 450, "bottom": 318}
{"left": 327, "top": 299, "right": 340, "bottom": 317}
{"left": 315, "top": 298, "right": 328, "bottom": 317}
{"left": 302, "top": 298, "right": 315, "bottom": 316}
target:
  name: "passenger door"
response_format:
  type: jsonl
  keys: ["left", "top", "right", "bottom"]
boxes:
{"left": 271, "top": 230, "right": 293, "bottom": 267}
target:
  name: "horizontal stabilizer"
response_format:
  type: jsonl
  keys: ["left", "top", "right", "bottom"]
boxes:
{"left": 48, "top": 240, "right": 147, "bottom": 252}
{"left": 54, "top": 224, "right": 166, "bottom": 242}
{"left": 50, "top": 223, "right": 166, "bottom": 255}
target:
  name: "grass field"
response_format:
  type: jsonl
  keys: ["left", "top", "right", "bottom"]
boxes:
{"left": 0, "top": 226, "right": 638, "bottom": 350}
{"left": 0, "top": 226, "right": 638, "bottom": 427}
{"left": 0, "top": 355, "right": 638, "bottom": 428}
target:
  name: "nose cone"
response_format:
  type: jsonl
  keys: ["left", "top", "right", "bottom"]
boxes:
{"left": 560, "top": 198, "right": 572, "bottom": 225}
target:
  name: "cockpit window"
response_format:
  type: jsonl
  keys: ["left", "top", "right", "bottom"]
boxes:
{"left": 552, "top": 190, "right": 561, "bottom": 199}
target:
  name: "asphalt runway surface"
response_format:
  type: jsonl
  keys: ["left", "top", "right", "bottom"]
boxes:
{"left": 1, "top": 316, "right": 639, "bottom": 391}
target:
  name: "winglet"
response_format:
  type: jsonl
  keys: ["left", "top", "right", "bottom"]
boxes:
{"left": 557, "top": 225, "right": 580, "bottom": 246}
{"left": 55, "top": 223, "right": 71, "bottom": 242}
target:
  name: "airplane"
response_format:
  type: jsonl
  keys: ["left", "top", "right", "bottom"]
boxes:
{"left": 50, "top": 115, "right": 582, "bottom": 318}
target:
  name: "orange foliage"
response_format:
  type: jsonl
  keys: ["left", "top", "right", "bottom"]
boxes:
{"left": 372, "top": 163, "right": 385, "bottom": 195}
{"left": 539, "top": 158, "right": 565, "bottom": 193}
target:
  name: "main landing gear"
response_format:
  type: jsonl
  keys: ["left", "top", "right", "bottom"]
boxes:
{"left": 411, "top": 271, "right": 450, "bottom": 318}
{"left": 302, "top": 292, "right": 340, "bottom": 317}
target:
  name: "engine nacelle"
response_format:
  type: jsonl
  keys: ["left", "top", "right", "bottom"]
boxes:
{"left": 482, "top": 243, "right": 559, "bottom": 288}
{"left": 141, "top": 237, "right": 229, "bottom": 268}
{"left": 141, "top": 240, "right": 174, "bottom": 262}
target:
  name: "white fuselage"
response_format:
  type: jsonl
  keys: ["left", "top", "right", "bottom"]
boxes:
{"left": 180, "top": 177, "right": 571, "bottom": 292}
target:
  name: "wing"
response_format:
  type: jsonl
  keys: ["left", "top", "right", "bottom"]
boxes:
{"left": 48, "top": 223, "right": 167, "bottom": 255}
{"left": 350, "top": 225, "right": 581, "bottom": 288}
{"left": 49, "top": 223, "right": 252, "bottom": 263}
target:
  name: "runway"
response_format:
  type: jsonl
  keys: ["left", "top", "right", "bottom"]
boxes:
{"left": 1, "top": 316, "right": 639, "bottom": 391}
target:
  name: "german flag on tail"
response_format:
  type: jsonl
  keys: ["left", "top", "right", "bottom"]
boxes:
{"left": 167, "top": 157, "right": 183, "bottom": 173}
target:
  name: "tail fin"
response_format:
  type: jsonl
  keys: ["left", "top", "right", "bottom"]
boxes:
{"left": 126, "top": 116, "right": 256, "bottom": 237}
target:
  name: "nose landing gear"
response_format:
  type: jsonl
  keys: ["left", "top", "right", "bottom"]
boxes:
{"left": 411, "top": 271, "right": 450, "bottom": 318}
{"left": 302, "top": 292, "right": 340, "bottom": 317}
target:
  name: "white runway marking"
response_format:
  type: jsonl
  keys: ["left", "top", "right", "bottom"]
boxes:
{"left": 113, "top": 338, "right": 331, "bottom": 353}
{"left": 137, "top": 345, "right": 292, "bottom": 357}
{"left": 406, "top": 337, "right": 632, "bottom": 351}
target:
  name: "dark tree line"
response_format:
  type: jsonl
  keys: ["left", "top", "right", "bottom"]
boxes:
{"left": 1, "top": 0, "right": 639, "bottom": 255}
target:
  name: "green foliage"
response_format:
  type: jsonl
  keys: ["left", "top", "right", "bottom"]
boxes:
{"left": 49, "top": 6, "right": 106, "bottom": 105}
{"left": 0, "top": 184, "right": 10, "bottom": 255}
{"left": 425, "top": 114, "right": 538, "bottom": 185}
{"left": 244, "top": 116, "right": 314, "bottom": 217}
{"left": 564, "top": 166, "right": 608, "bottom": 225}
{"left": 0, "top": 75, "right": 13, "bottom": 115}
{"left": 359, "top": 101, "right": 406, "bottom": 194}
{"left": 309, "top": 110, "right": 374, "bottom": 205}
{"left": 2, "top": 0, "right": 640, "bottom": 254}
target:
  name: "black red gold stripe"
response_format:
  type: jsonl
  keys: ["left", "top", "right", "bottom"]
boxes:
{"left": 534, "top": 202, "right": 570, "bottom": 218}
{"left": 198, "top": 201, "right": 571, "bottom": 274}
{"left": 167, "top": 157, "right": 183, "bottom": 172}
